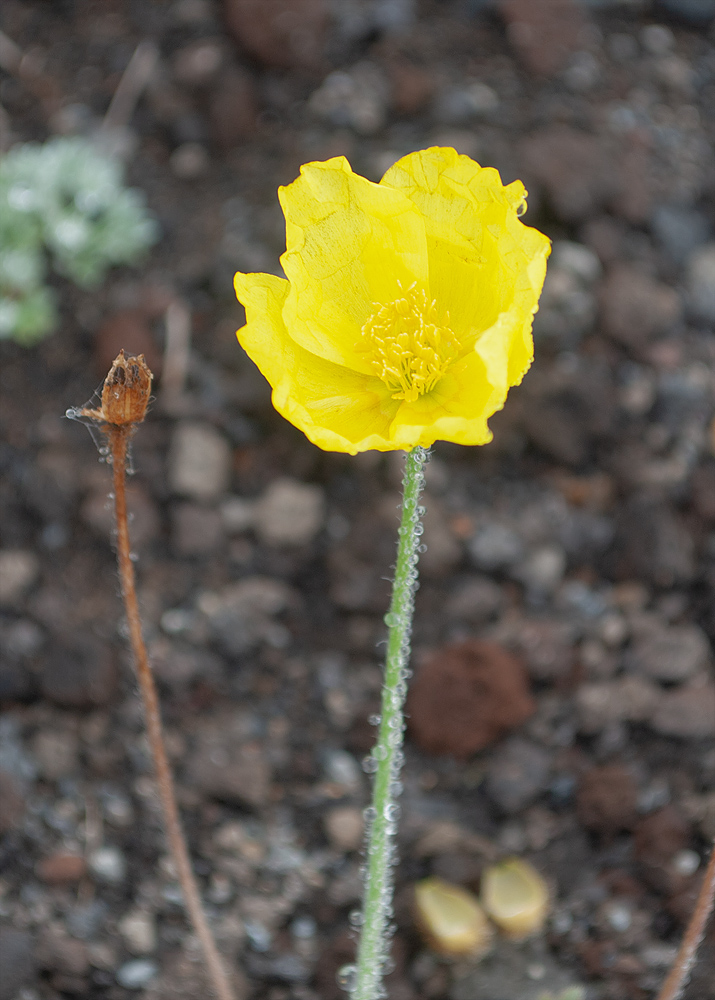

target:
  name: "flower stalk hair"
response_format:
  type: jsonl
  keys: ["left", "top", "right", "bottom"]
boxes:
{"left": 68, "top": 353, "right": 236, "bottom": 1000}
{"left": 235, "top": 147, "right": 549, "bottom": 999}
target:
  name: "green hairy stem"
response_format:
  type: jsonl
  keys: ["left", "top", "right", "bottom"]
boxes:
{"left": 349, "top": 446, "right": 428, "bottom": 1000}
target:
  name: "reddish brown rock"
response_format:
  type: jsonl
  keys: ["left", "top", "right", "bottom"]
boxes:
{"left": 209, "top": 65, "right": 258, "bottom": 150}
{"left": 37, "top": 853, "right": 87, "bottom": 885}
{"left": 0, "top": 770, "right": 25, "bottom": 834}
{"left": 691, "top": 463, "right": 715, "bottom": 521}
{"left": 407, "top": 640, "right": 535, "bottom": 760}
{"left": 223, "top": 0, "right": 327, "bottom": 72}
{"left": 634, "top": 805, "right": 690, "bottom": 895}
{"left": 521, "top": 126, "right": 610, "bottom": 222}
{"left": 599, "top": 265, "right": 682, "bottom": 350}
{"left": 498, "top": 0, "right": 586, "bottom": 77}
{"left": 612, "top": 131, "right": 655, "bottom": 224}
{"left": 576, "top": 765, "right": 638, "bottom": 836}
{"left": 388, "top": 58, "right": 435, "bottom": 116}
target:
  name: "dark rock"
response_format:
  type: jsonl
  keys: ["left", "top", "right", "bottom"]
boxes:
{"left": 634, "top": 805, "right": 690, "bottom": 895}
{"left": 39, "top": 637, "right": 117, "bottom": 708}
{"left": 198, "top": 577, "right": 293, "bottom": 654}
{"left": 0, "top": 660, "right": 33, "bottom": 702}
{"left": 614, "top": 496, "right": 695, "bottom": 587}
{"left": 187, "top": 721, "right": 271, "bottom": 808}
{"left": 36, "top": 927, "right": 89, "bottom": 977}
{"left": 532, "top": 240, "right": 600, "bottom": 347}
{"left": 451, "top": 937, "right": 581, "bottom": 1000}
{"left": 625, "top": 621, "right": 710, "bottom": 683}
{"left": 576, "top": 764, "right": 638, "bottom": 836}
{"left": 520, "top": 357, "right": 616, "bottom": 466}
{"left": 407, "top": 640, "right": 535, "bottom": 760}
{"left": 0, "top": 929, "right": 35, "bottom": 1000}
{"left": 512, "top": 619, "right": 575, "bottom": 682}
{"left": 388, "top": 57, "right": 435, "bottom": 116}
{"left": 521, "top": 126, "right": 610, "bottom": 221}
{"left": 0, "top": 769, "right": 25, "bottom": 834}
{"left": 651, "top": 204, "right": 711, "bottom": 265}
{"left": 599, "top": 265, "right": 682, "bottom": 350}
{"left": 691, "top": 463, "right": 715, "bottom": 521}
{"left": 0, "top": 619, "right": 43, "bottom": 661}
{"left": 656, "top": 0, "right": 715, "bottom": 26}
{"left": 223, "top": 0, "right": 328, "bottom": 72}
{"left": 649, "top": 678, "right": 715, "bottom": 739}
{"left": 498, "top": 0, "right": 585, "bottom": 77}
{"left": 484, "top": 736, "right": 553, "bottom": 815}
{"left": 171, "top": 503, "right": 223, "bottom": 556}
{"left": 444, "top": 576, "right": 503, "bottom": 624}
{"left": 611, "top": 131, "right": 654, "bottom": 224}
{"left": 209, "top": 65, "right": 258, "bottom": 150}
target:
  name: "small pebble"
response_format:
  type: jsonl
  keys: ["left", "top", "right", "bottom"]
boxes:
{"left": 686, "top": 243, "right": 715, "bottom": 322}
{"left": 485, "top": 738, "right": 552, "bottom": 816}
{"left": 173, "top": 40, "right": 224, "bottom": 83}
{"left": 31, "top": 729, "right": 79, "bottom": 781}
{"left": 414, "top": 877, "right": 493, "bottom": 957}
{"left": 116, "top": 958, "right": 158, "bottom": 990}
{"left": 308, "top": 62, "right": 388, "bottom": 134}
{"left": 254, "top": 478, "right": 325, "bottom": 547}
{"left": 169, "top": 422, "right": 231, "bottom": 501}
{"left": 118, "top": 910, "right": 157, "bottom": 954}
{"left": 650, "top": 679, "right": 715, "bottom": 739}
{"left": 0, "top": 550, "right": 39, "bottom": 605}
{"left": 221, "top": 496, "right": 256, "bottom": 533}
{"left": 672, "top": 849, "right": 700, "bottom": 877}
{"left": 480, "top": 858, "right": 549, "bottom": 939}
{"left": 170, "top": 142, "right": 210, "bottom": 179}
{"left": 604, "top": 901, "right": 632, "bottom": 933}
{"left": 88, "top": 846, "right": 126, "bottom": 884}
{"left": 625, "top": 622, "right": 710, "bottom": 683}
{"left": 324, "top": 806, "right": 364, "bottom": 852}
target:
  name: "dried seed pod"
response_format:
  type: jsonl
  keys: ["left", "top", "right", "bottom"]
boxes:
{"left": 99, "top": 350, "right": 153, "bottom": 425}
{"left": 414, "top": 877, "right": 494, "bottom": 958}
{"left": 480, "top": 857, "right": 549, "bottom": 938}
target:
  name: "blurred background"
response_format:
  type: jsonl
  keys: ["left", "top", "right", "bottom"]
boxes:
{"left": 0, "top": 1, "right": 714, "bottom": 998}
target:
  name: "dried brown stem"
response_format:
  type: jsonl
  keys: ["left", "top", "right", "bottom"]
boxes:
{"left": 656, "top": 840, "right": 715, "bottom": 1000}
{"left": 108, "top": 422, "right": 236, "bottom": 1000}
{"left": 73, "top": 352, "right": 235, "bottom": 1000}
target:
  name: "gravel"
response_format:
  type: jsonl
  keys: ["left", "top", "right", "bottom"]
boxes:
{"left": 169, "top": 422, "right": 232, "bottom": 501}
{"left": 2, "top": 3, "right": 714, "bottom": 998}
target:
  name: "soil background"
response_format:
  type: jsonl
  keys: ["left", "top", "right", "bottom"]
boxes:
{"left": 1, "top": 1, "right": 715, "bottom": 999}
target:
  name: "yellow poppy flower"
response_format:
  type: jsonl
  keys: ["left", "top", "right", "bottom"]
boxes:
{"left": 234, "top": 146, "right": 550, "bottom": 454}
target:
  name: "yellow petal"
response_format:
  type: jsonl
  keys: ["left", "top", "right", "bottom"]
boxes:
{"left": 387, "top": 350, "right": 497, "bottom": 449}
{"left": 278, "top": 157, "right": 429, "bottom": 372}
{"left": 382, "top": 147, "right": 550, "bottom": 390}
{"left": 234, "top": 271, "right": 401, "bottom": 454}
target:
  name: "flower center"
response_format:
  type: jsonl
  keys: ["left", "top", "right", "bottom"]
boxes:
{"left": 359, "top": 283, "right": 459, "bottom": 403}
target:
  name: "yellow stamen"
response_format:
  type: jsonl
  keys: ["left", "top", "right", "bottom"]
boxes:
{"left": 359, "top": 282, "right": 459, "bottom": 402}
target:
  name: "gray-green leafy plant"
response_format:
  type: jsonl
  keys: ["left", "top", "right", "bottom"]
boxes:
{"left": 0, "top": 136, "right": 158, "bottom": 345}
